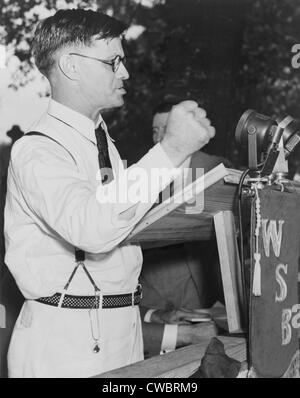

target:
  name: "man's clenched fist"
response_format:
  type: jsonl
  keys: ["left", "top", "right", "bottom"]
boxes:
{"left": 160, "top": 100, "right": 215, "bottom": 166}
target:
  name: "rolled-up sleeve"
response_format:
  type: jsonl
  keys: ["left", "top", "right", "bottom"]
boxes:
{"left": 13, "top": 139, "right": 181, "bottom": 254}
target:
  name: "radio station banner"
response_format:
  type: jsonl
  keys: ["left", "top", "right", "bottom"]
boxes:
{"left": 249, "top": 187, "right": 300, "bottom": 378}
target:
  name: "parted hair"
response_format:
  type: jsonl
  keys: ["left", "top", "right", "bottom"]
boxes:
{"left": 32, "top": 9, "right": 127, "bottom": 77}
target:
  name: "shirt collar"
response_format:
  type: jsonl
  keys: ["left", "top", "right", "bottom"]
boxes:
{"left": 47, "top": 99, "right": 115, "bottom": 145}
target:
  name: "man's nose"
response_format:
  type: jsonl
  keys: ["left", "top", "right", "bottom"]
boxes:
{"left": 116, "top": 62, "right": 129, "bottom": 80}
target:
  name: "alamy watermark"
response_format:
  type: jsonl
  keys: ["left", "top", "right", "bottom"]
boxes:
{"left": 96, "top": 162, "right": 206, "bottom": 213}
{"left": 291, "top": 44, "right": 300, "bottom": 69}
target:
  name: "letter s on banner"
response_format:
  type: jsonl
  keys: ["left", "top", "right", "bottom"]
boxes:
{"left": 275, "top": 263, "right": 288, "bottom": 303}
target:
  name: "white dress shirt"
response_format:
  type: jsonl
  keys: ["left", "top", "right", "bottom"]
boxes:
{"left": 4, "top": 99, "right": 180, "bottom": 299}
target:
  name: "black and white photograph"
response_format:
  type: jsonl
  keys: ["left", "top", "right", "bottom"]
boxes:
{"left": 0, "top": 0, "right": 300, "bottom": 381}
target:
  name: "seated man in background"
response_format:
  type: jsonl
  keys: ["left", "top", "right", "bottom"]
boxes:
{"left": 140, "top": 99, "right": 231, "bottom": 358}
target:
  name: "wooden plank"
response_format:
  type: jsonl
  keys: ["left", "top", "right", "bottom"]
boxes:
{"left": 214, "top": 211, "right": 245, "bottom": 333}
{"left": 137, "top": 213, "right": 214, "bottom": 246}
{"left": 94, "top": 336, "right": 246, "bottom": 378}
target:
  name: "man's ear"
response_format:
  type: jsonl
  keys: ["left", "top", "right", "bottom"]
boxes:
{"left": 58, "top": 53, "right": 78, "bottom": 80}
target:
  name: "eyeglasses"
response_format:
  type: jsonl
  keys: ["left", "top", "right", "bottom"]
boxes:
{"left": 69, "top": 53, "right": 126, "bottom": 73}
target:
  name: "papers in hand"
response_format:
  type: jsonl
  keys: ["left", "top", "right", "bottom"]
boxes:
{"left": 128, "top": 163, "right": 228, "bottom": 240}
{"left": 184, "top": 309, "right": 212, "bottom": 323}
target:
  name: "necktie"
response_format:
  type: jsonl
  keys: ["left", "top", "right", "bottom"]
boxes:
{"left": 94, "top": 124, "right": 114, "bottom": 185}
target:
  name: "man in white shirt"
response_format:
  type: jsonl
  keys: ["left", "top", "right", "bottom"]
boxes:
{"left": 4, "top": 9, "right": 215, "bottom": 378}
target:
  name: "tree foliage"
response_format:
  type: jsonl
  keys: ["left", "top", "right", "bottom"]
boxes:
{"left": 1, "top": 0, "right": 300, "bottom": 171}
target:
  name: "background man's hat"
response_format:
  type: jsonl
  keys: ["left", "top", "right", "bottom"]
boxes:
{"left": 6, "top": 125, "right": 24, "bottom": 142}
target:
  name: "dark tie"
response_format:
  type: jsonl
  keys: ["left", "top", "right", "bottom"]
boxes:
{"left": 157, "top": 180, "right": 174, "bottom": 205}
{"left": 94, "top": 124, "right": 114, "bottom": 185}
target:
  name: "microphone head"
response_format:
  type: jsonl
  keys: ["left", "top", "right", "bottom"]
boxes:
{"left": 235, "top": 109, "right": 276, "bottom": 154}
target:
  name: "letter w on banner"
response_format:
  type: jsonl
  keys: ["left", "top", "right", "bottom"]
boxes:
{"left": 249, "top": 187, "right": 300, "bottom": 377}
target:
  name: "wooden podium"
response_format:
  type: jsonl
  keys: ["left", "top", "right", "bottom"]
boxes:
{"left": 94, "top": 166, "right": 300, "bottom": 378}
{"left": 127, "top": 164, "right": 245, "bottom": 333}
{"left": 95, "top": 165, "right": 249, "bottom": 378}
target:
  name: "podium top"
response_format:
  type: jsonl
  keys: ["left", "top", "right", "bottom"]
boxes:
{"left": 125, "top": 166, "right": 300, "bottom": 246}
{"left": 126, "top": 164, "right": 237, "bottom": 245}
